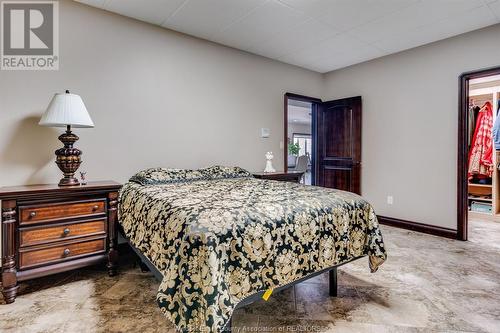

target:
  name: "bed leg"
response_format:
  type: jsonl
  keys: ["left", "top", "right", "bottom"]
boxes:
{"left": 329, "top": 267, "right": 338, "bottom": 297}
{"left": 107, "top": 192, "right": 119, "bottom": 277}
{"left": 138, "top": 260, "right": 150, "bottom": 273}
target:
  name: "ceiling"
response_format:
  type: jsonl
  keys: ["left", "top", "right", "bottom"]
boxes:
{"left": 288, "top": 105, "right": 312, "bottom": 125}
{"left": 76, "top": 0, "right": 500, "bottom": 73}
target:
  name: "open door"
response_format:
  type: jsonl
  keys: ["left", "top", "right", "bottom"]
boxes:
{"left": 315, "top": 96, "right": 362, "bottom": 194}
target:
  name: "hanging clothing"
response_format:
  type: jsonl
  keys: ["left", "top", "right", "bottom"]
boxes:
{"left": 493, "top": 104, "right": 500, "bottom": 150}
{"left": 468, "top": 105, "right": 475, "bottom": 146}
{"left": 468, "top": 101, "right": 494, "bottom": 179}
{"left": 468, "top": 105, "right": 480, "bottom": 146}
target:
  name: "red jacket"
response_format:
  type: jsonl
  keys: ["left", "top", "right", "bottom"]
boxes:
{"left": 468, "top": 101, "right": 493, "bottom": 179}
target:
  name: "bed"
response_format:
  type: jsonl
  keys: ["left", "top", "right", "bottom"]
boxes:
{"left": 118, "top": 166, "right": 387, "bottom": 332}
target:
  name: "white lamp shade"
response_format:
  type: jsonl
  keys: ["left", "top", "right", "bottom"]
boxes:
{"left": 39, "top": 92, "right": 94, "bottom": 128}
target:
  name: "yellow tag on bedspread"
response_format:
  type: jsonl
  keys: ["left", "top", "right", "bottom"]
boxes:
{"left": 262, "top": 288, "right": 273, "bottom": 301}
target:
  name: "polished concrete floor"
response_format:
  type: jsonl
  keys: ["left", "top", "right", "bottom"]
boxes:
{"left": 1, "top": 219, "right": 500, "bottom": 333}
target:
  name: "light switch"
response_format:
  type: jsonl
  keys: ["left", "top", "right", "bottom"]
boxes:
{"left": 261, "top": 128, "right": 270, "bottom": 138}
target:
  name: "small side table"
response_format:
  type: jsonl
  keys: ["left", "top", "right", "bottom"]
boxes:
{"left": 0, "top": 181, "right": 121, "bottom": 303}
{"left": 252, "top": 171, "right": 305, "bottom": 183}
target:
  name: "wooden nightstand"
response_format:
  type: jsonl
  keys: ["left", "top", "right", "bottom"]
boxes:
{"left": 0, "top": 181, "right": 121, "bottom": 304}
{"left": 252, "top": 171, "right": 305, "bottom": 183}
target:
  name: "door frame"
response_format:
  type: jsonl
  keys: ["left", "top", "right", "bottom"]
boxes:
{"left": 284, "top": 93, "right": 322, "bottom": 183}
{"left": 458, "top": 66, "right": 500, "bottom": 241}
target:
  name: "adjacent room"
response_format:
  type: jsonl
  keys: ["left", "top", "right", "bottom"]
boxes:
{"left": 286, "top": 97, "right": 314, "bottom": 185}
{"left": 1, "top": 1, "right": 500, "bottom": 332}
{"left": 466, "top": 73, "right": 500, "bottom": 222}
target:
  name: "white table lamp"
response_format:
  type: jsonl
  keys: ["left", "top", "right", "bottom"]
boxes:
{"left": 39, "top": 90, "right": 94, "bottom": 186}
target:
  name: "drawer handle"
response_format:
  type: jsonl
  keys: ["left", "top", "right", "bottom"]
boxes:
{"left": 63, "top": 248, "right": 71, "bottom": 257}
{"left": 29, "top": 211, "right": 36, "bottom": 218}
{"left": 92, "top": 205, "right": 99, "bottom": 211}
{"left": 63, "top": 228, "right": 70, "bottom": 236}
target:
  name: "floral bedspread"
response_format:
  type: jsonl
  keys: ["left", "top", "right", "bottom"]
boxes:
{"left": 118, "top": 172, "right": 386, "bottom": 332}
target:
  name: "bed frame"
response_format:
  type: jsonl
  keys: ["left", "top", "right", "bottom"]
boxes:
{"left": 127, "top": 241, "right": 362, "bottom": 330}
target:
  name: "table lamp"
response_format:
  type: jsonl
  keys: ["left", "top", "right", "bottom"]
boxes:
{"left": 39, "top": 90, "right": 94, "bottom": 186}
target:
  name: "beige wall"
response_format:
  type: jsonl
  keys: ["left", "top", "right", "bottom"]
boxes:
{"left": 2, "top": 1, "right": 500, "bottom": 232}
{"left": 0, "top": 0, "right": 323, "bottom": 187}
{"left": 322, "top": 24, "right": 500, "bottom": 229}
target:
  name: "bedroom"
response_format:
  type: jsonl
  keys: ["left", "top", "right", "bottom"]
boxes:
{"left": 0, "top": 0, "right": 499, "bottom": 332}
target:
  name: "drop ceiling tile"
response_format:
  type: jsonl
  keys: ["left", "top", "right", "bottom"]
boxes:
{"left": 77, "top": 0, "right": 106, "bottom": 7}
{"left": 279, "top": 56, "right": 326, "bottom": 73}
{"left": 419, "top": 0, "right": 485, "bottom": 16}
{"left": 214, "top": 0, "right": 309, "bottom": 51}
{"left": 279, "top": 0, "right": 418, "bottom": 31}
{"left": 428, "top": 4, "right": 498, "bottom": 37}
{"left": 250, "top": 18, "right": 339, "bottom": 59}
{"left": 163, "top": 0, "right": 267, "bottom": 40}
{"left": 315, "top": 52, "right": 377, "bottom": 72}
{"left": 75, "top": 0, "right": 500, "bottom": 73}
{"left": 280, "top": 32, "right": 384, "bottom": 73}
{"left": 375, "top": 5, "right": 497, "bottom": 54}
{"left": 284, "top": 47, "right": 383, "bottom": 73}
{"left": 104, "top": 0, "right": 186, "bottom": 25}
{"left": 317, "top": 33, "right": 383, "bottom": 56}
{"left": 278, "top": 48, "right": 328, "bottom": 71}
{"left": 319, "top": 43, "right": 385, "bottom": 72}
{"left": 488, "top": 0, "right": 500, "bottom": 20}
{"left": 350, "top": 0, "right": 486, "bottom": 43}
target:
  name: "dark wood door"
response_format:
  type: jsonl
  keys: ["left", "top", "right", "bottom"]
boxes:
{"left": 315, "top": 96, "right": 362, "bottom": 194}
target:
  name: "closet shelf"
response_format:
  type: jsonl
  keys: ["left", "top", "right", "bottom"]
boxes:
{"left": 468, "top": 183, "right": 492, "bottom": 188}
{"left": 468, "top": 196, "right": 492, "bottom": 202}
{"left": 468, "top": 183, "right": 493, "bottom": 197}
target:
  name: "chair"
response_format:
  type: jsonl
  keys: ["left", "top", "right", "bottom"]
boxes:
{"left": 292, "top": 155, "right": 308, "bottom": 173}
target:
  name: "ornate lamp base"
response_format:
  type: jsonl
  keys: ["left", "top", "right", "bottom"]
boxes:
{"left": 58, "top": 175, "right": 80, "bottom": 187}
{"left": 55, "top": 125, "right": 82, "bottom": 187}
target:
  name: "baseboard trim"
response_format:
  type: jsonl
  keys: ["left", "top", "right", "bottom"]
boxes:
{"left": 377, "top": 215, "right": 457, "bottom": 240}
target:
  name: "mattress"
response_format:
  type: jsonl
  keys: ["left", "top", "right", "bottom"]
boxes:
{"left": 118, "top": 167, "right": 387, "bottom": 332}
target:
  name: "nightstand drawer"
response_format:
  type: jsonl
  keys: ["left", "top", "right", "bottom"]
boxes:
{"left": 19, "top": 237, "right": 106, "bottom": 269}
{"left": 19, "top": 200, "right": 106, "bottom": 225}
{"left": 19, "top": 219, "right": 106, "bottom": 247}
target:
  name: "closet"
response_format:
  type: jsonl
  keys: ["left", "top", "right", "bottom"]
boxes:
{"left": 468, "top": 75, "right": 500, "bottom": 217}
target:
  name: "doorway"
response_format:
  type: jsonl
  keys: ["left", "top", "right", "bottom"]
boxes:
{"left": 284, "top": 93, "right": 319, "bottom": 185}
{"left": 284, "top": 93, "right": 362, "bottom": 192}
{"left": 458, "top": 66, "right": 500, "bottom": 241}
